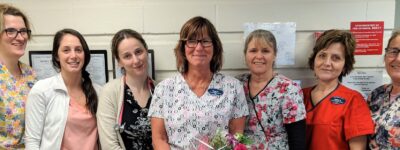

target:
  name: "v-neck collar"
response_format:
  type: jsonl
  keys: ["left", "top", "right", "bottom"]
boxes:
{"left": 308, "top": 83, "right": 340, "bottom": 111}
{"left": 0, "top": 60, "right": 24, "bottom": 80}
{"left": 124, "top": 84, "right": 152, "bottom": 109}
{"left": 247, "top": 74, "right": 276, "bottom": 100}
{"left": 180, "top": 73, "right": 215, "bottom": 99}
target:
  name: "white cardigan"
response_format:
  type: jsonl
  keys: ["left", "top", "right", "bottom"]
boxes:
{"left": 97, "top": 76, "right": 154, "bottom": 150}
{"left": 97, "top": 77, "right": 126, "bottom": 150}
{"left": 25, "top": 73, "right": 100, "bottom": 150}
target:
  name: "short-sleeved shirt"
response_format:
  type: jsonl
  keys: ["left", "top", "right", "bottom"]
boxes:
{"left": 236, "top": 73, "right": 306, "bottom": 150}
{"left": 0, "top": 61, "right": 36, "bottom": 149}
{"left": 367, "top": 84, "right": 400, "bottom": 149}
{"left": 148, "top": 73, "right": 249, "bottom": 149}
{"left": 304, "top": 84, "right": 374, "bottom": 150}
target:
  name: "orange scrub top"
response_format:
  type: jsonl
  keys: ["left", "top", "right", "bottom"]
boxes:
{"left": 304, "top": 84, "right": 374, "bottom": 150}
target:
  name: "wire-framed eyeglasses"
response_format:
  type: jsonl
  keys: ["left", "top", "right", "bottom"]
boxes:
{"left": 385, "top": 48, "right": 400, "bottom": 58}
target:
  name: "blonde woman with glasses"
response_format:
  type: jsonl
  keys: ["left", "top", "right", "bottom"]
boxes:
{"left": 0, "top": 4, "right": 36, "bottom": 149}
{"left": 367, "top": 30, "right": 400, "bottom": 149}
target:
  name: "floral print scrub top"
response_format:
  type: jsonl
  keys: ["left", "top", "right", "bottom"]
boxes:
{"left": 148, "top": 73, "right": 249, "bottom": 149}
{"left": 0, "top": 61, "right": 36, "bottom": 149}
{"left": 368, "top": 84, "right": 400, "bottom": 149}
{"left": 236, "top": 73, "right": 306, "bottom": 150}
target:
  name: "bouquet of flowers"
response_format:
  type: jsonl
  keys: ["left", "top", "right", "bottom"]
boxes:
{"left": 191, "top": 129, "right": 254, "bottom": 150}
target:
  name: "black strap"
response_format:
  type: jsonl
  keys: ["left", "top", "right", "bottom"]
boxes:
{"left": 251, "top": 98, "right": 268, "bottom": 139}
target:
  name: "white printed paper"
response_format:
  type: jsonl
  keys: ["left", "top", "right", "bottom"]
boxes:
{"left": 342, "top": 70, "right": 383, "bottom": 99}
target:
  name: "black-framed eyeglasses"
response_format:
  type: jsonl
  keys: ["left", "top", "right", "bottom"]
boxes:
{"left": 3, "top": 28, "right": 31, "bottom": 39}
{"left": 385, "top": 48, "right": 400, "bottom": 58}
{"left": 183, "top": 39, "right": 213, "bottom": 48}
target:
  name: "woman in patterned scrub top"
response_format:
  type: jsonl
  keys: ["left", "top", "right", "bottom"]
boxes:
{"left": 303, "top": 29, "right": 374, "bottom": 150}
{"left": 367, "top": 30, "right": 400, "bottom": 149}
{"left": 97, "top": 29, "right": 155, "bottom": 150}
{"left": 0, "top": 4, "right": 36, "bottom": 149}
{"left": 236, "top": 29, "right": 306, "bottom": 150}
{"left": 148, "top": 16, "right": 249, "bottom": 150}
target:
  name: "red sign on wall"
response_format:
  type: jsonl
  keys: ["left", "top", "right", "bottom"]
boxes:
{"left": 350, "top": 21, "right": 384, "bottom": 55}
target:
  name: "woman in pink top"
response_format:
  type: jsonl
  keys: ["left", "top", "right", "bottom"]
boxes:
{"left": 25, "top": 29, "right": 100, "bottom": 150}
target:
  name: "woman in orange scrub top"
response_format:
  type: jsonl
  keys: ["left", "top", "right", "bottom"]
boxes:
{"left": 303, "top": 29, "right": 374, "bottom": 150}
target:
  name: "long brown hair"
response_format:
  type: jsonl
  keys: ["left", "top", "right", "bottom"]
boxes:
{"left": 52, "top": 28, "right": 98, "bottom": 115}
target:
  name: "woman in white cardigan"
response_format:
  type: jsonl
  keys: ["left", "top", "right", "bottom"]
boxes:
{"left": 97, "top": 29, "right": 154, "bottom": 150}
{"left": 25, "top": 29, "right": 100, "bottom": 150}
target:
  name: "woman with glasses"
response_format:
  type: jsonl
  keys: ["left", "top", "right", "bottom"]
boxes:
{"left": 236, "top": 29, "right": 306, "bottom": 150}
{"left": 97, "top": 29, "right": 155, "bottom": 150}
{"left": 0, "top": 4, "right": 36, "bottom": 149}
{"left": 304, "top": 29, "right": 374, "bottom": 150}
{"left": 367, "top": 30, "right": 400, "bottom": 149}
{"left": 148, "top": 16, "right": 248, "bottom": 149}
{"left": 25, "top": 29, "right": 100, "bottom": 150}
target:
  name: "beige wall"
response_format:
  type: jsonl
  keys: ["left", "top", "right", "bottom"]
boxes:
{"left": 3, "top": 0, "right": 396, "bottom": 87}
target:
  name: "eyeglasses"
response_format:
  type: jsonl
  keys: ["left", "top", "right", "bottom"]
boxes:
{"left": 183, "top": 39, "right": 212, "bottom": 48}
{"left": 3, "top": 28, "right": 31, "bottom": 39}
{"left": 385, "top": 48, "right": 400, "bottom": 58}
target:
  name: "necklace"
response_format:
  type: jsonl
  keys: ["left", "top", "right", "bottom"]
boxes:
{"left": 184, "top": 73, "right": 212, "bottom": 96}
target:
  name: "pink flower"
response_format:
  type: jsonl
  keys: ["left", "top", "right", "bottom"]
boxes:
{"left": 277, "top": 82, "right": 289, "bottom": 93}
{"left": 234, "top": 143, "right": 248, "bottom": 150}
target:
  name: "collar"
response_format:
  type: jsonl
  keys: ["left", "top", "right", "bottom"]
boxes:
{"left": 53, "top": 73, "right": 68, "bottom": 92}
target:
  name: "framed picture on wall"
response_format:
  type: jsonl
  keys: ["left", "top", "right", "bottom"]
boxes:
{"left": 113, "top": 49, "right": 155, "bottom": 80}
{"left": 29, "top": 50, "right": 109, "bottom": 85}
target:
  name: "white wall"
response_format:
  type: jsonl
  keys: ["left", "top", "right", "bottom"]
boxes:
{"left": 396, "top": 0, "right": 400, "bottom": 27}
{"left": 3, "top": 0, "right": 396, "bottom": 87}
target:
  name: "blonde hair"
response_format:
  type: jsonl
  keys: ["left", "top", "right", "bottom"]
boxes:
{"left": 0, "top": 4, "right": 31, "bottom": 39}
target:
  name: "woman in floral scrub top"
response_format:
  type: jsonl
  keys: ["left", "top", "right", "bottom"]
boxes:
{"left": 148, "top": 16, "right": 249, "bottom": 150}
{"left": 236, "top": 29, "right": 306, "bottom": 150}
{"left": 0, "top": 4, "right": 36, "bottom": 149}
{"left": 367, "top": 30, "right": 400, "bottom": 149}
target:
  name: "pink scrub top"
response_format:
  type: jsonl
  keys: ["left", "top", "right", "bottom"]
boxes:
{"left": 61, "top": 98, "right": 98, "bottom": 150}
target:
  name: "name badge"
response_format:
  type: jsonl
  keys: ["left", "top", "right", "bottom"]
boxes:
{"left": 27, "top": 82, "right": 34, "bottom": 88}
{"left": 208, "top": 88, "right": 223, "bottom": 96}
{"left": 330, "top": 96, "right": 345, "bottom": 105}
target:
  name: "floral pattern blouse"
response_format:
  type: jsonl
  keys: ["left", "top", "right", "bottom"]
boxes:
{"left": 0, "top": 61, "right": 36, "bottom": 149}
{"left": 367, "top": 84, "right": 400, "bottom": 149}
{"left": 236, "top": 73, "right": 306, "bottom": 150}
{"left": 120, "top": 84, "right": 153, "bottom": 150}
{"left": 148, "top": 73, "right": 249, "bottom": 149}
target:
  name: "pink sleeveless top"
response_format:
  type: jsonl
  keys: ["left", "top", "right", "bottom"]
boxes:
{"left": 61, "top": 98, "right": 98, "bottom": 150}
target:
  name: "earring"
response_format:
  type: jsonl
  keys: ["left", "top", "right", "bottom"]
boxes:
{"left": 121, "top": 67, "right": 126, "bottom": 75}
